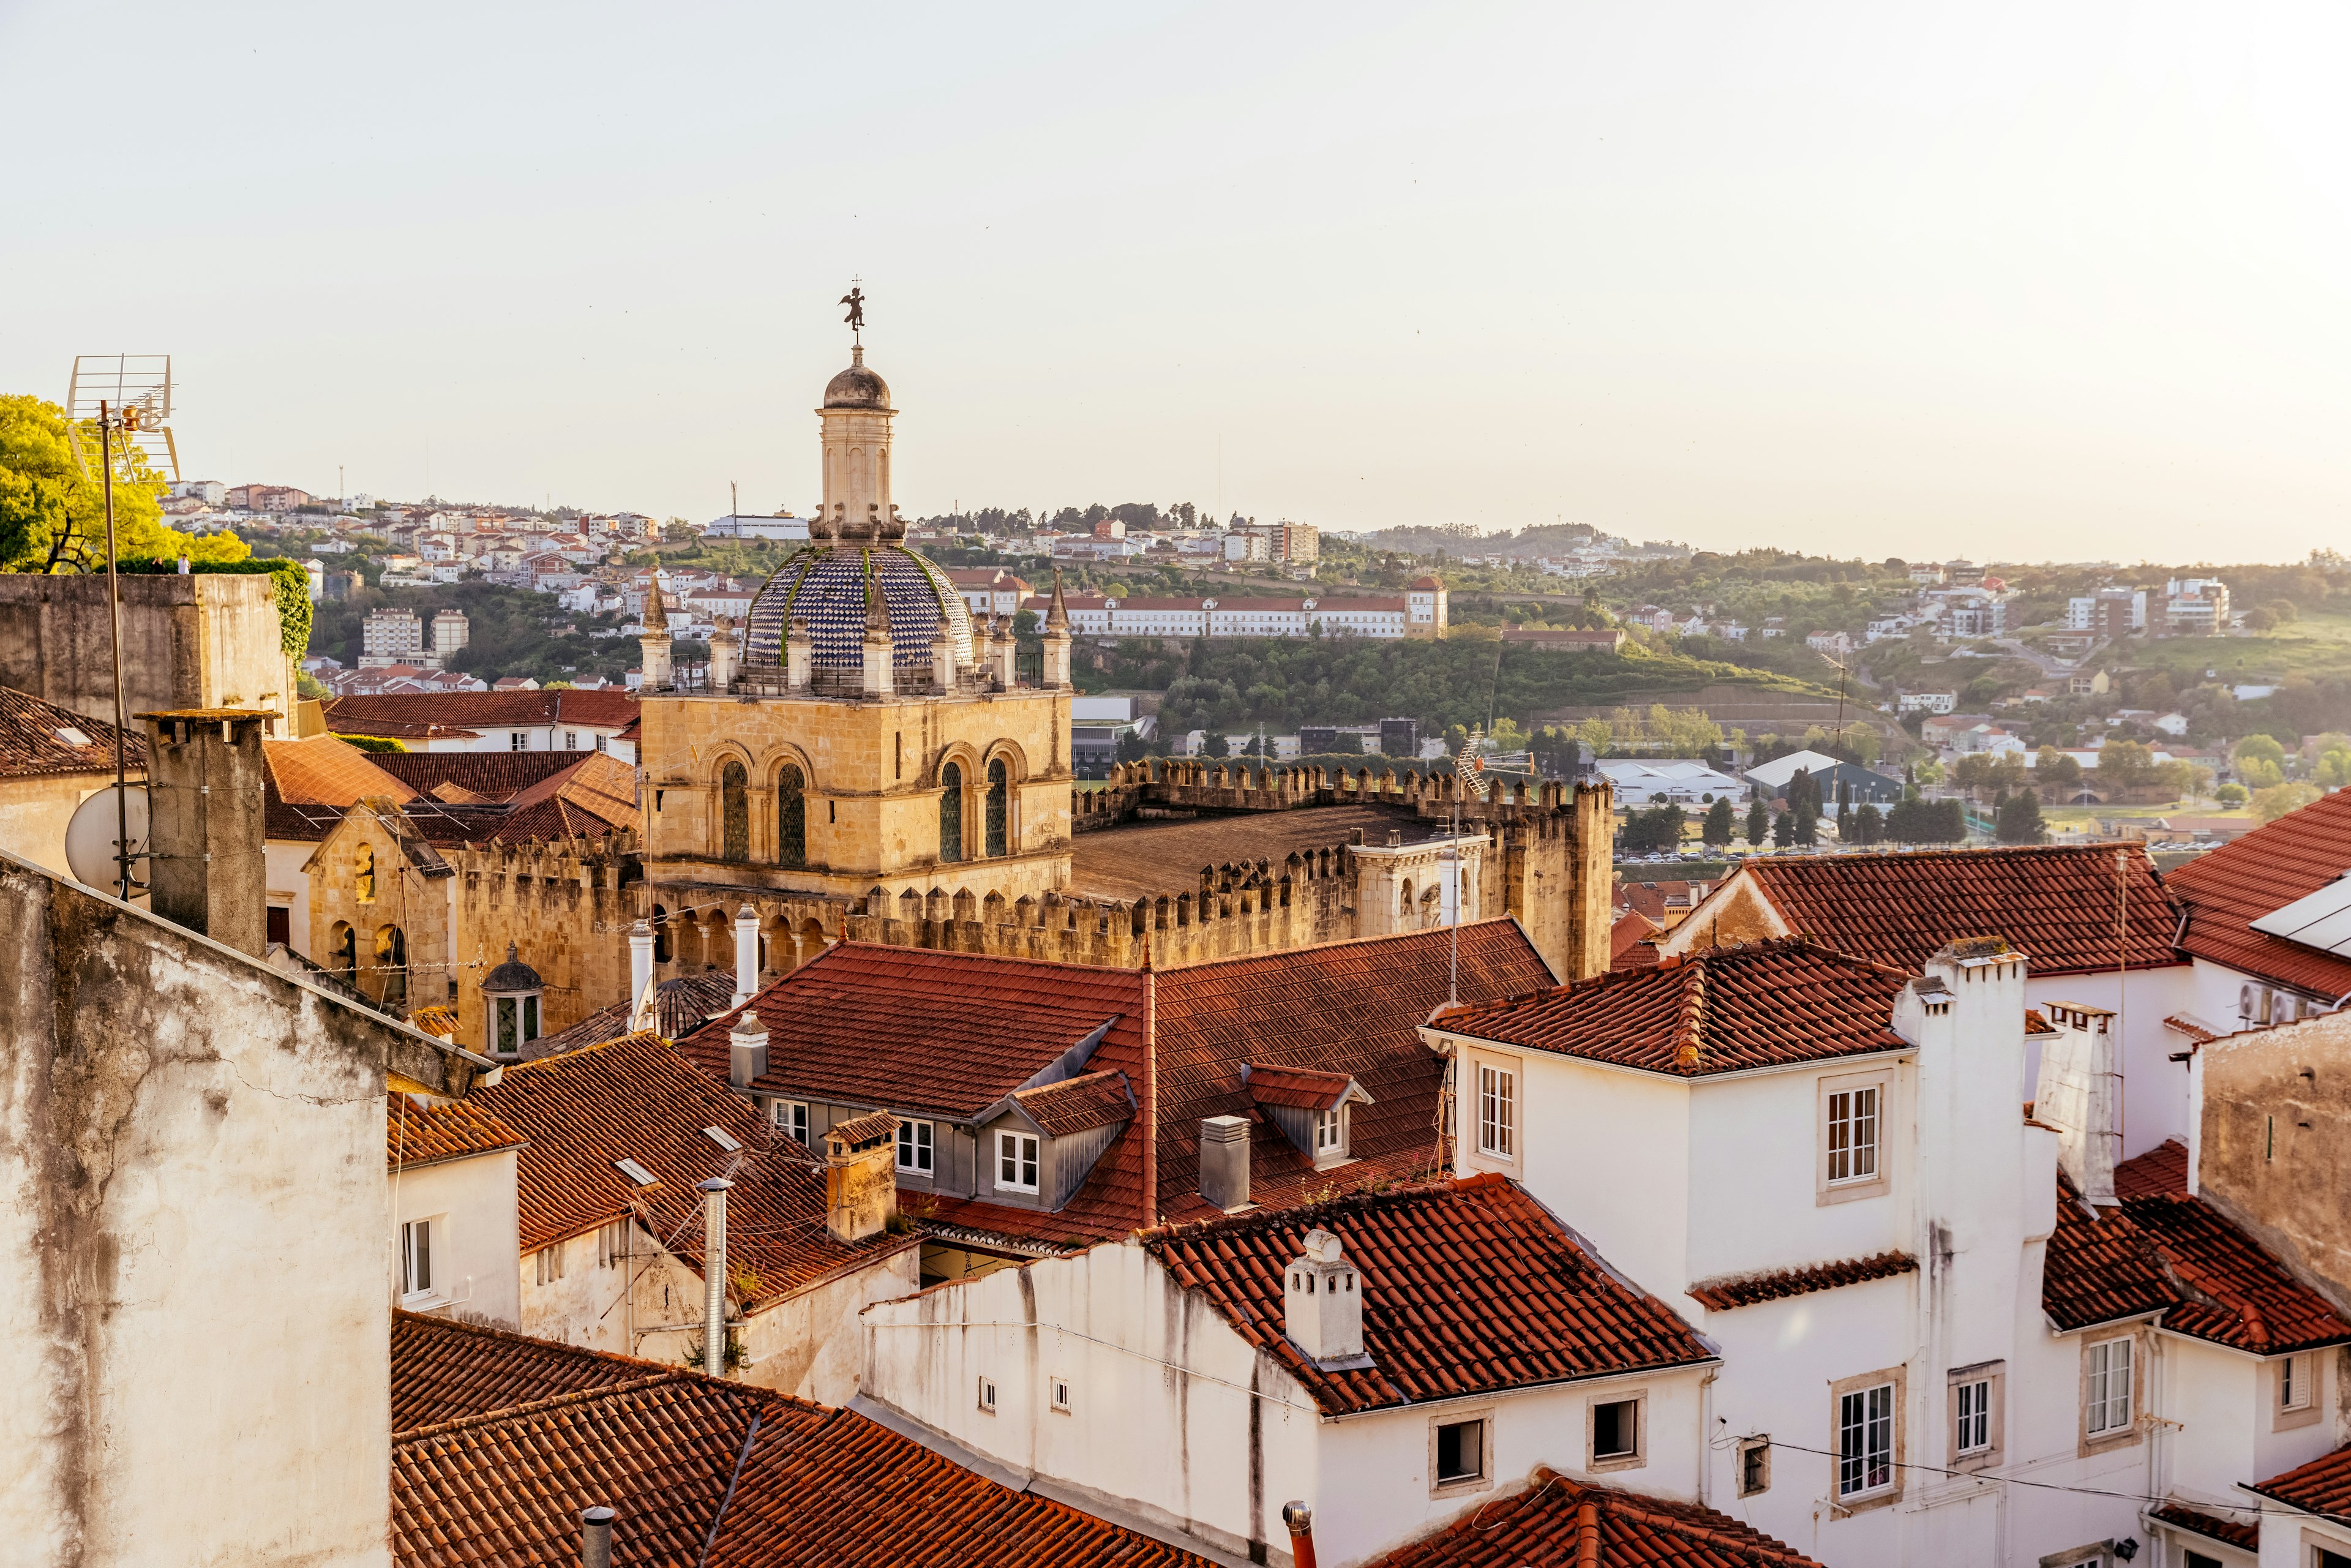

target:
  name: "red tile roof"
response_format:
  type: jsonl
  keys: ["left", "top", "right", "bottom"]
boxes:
{"left": 389, "top": 1324, "right": 1215, "bottom": 1567}
{"left": 262, "top": 734, "right": 417, "bottom": 805}
{"left": 2245, "top": 1442, "right": 2351, "bottom": 1525}
{"left": 324, "top": 688, "right": 639, "bottom": 736}
{"left": 1365, "top": 1467, "right": 1826, "bottom": 1567}
{"left": 1243, "top": 1063, "right": 1359, "bottom": 1112}
{"left": 391, "top": 1310, "right": 653, "bottom": 1432}
{"left": 1688, "top": 1251, "right": 1918, "bottom": 1311}
{"left": 1142, "top": 1174, "right": 1715, "bottom": 1417}
{"left": 1013, "top": 1069, "right": 1136, "bottom": 1136}
{"left": 2167, "top": 788, "right": 2351, "bottom": 998}
{"left": 1721, "top": 845, "right": 2183, "bottom": 976}
{"left": 1610, "top": 906, "right": 1663, "bottom": 969}
{"left": 1153, "top": 921, "right": 1554, "bottom": 1223}
{"left": 2147, "top": 1502, "right": 2261, "bottom": 1552}
{"left": 388, "top": 1095, "right": 527, "bottom": 1170}
{"left": 1433, "top": 939, "right": 1910, "bottom": 1078}
{"left": 531, "top": 972, "right": 737, "bottom": 1059}
{"left": 372, "top": 749, "right": 590, "bottom": 801}
{"left": 467, "top": 1032, "right": 915, "bottom": 1309}
{"left": 2042, "top": 1141, "right": 2351, "bottom": 1353}
{"left": 0, "top": 685, "right": 145, "bottom": 779}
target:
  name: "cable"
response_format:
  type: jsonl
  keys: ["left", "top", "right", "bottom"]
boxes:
{"left": 1745, "top": 1433, "right": 2301, "bottom": 1518}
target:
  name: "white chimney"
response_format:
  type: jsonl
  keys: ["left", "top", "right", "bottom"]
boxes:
{"left": 2035, "top": 1002, "right": 2120, "bottom": 1206}
{"left": 732, "top": 905, "right": 760, "bottom": 1007}
{"left": 699, "top": 1178, "right": 730, "bottom": 1378}
{"left": 628, "top": 918, "right": 654, "bottom": 1002}
{"left": 1284, "top": 1228, "right": 1368, "bottom": 1368}
{"left": 727, "top": 1014, "right": 769, "bottom": 1090}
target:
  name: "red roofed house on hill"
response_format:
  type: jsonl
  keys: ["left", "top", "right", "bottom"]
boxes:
{"left": 322, "top": 687, "right": 640, "bottom": 761}
{"left": 1655, "top": 844, "right": 2199, "bottom": 1159}
{"left": 863, "top": 1175, "right": 1731, "bottom": 1567}
{"left": 1422, "top": 935, "right": 2351, "bottom": 1568}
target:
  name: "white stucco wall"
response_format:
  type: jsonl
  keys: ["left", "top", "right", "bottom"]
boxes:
{"left": 2025, "top": 967, "right": 2200, "bottom": 1160}
{"left": 266, "top": 838, "right": 317, "bottom": 958}
{"left": 388, "top": 1147, "right": 521, "bottom": 1326}
{"left": 743, "top": 1248, "right": 921, "bottom": 1405}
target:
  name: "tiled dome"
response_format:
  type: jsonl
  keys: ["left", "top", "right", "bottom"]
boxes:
{"left": 740, "top": 543, "right": 972, "bottom": 673}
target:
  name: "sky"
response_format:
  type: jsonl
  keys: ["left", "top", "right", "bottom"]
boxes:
{"left": 6, "top": 2, "right": 2350, "bottom": 564}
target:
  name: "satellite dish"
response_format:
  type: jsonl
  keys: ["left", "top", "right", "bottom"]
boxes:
{"left": 65, "top": 784, "right": 151, "bottom": 900}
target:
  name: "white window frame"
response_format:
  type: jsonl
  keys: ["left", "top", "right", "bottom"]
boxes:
{"left": 1588, "top": 1390, "right": 1648, "bottom": 1473}
{"left": 898, "top": 1119, "right": 934, "bottom": 1175}
{"left": 1818, "top": 1068, "right": 1892, "bottom": 1206}
{"left": 1049, "top": 1375, "right": 1072, "bottom": 1414}
{"left": 1427, "top": 1406, "right": 1494, "bottom": 1496}
{"left": 1830, "top": 1365, "right": 1905, "bottom": 1509}
{"left": 996, "top": 1130, "right": 1040, "bottom": 1194}
{"left": 399, "top": 1217, "right": 437, "bottom": 1304}
{"left": 2084, "top": 1336, "right": 2134, "bottom": 1439}
{"left": 509, "top": 730, "right": 529, "bottom": 751}
{"left": 2278, "top": 1351, "right": 2322, "bottom": 1431}
{"left": 770, "top": 1099, "right": 809, "bottom": 1146}
{"left": 1955, "top": 1378, "right": 1991, "bottom": 1454}
{"left": 1735, "top": 1436, "right": 1770, "bottom": 1498}
{"left": 1475, "top": 1060, "right": 1515, "bottom": 1161}
{"left": 1314, "top": 1106, "right": 1344, "bottom": 1157}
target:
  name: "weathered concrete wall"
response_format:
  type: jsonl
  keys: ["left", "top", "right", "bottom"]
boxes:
{"left": 0, "top": 572, "right": 291, "bottom": 727}
{"left": 0, "top": 846, "right": 487, "bottom": 1567}
{"left": 2199, "top": 1012, "right": 2351, "bottom": 1315}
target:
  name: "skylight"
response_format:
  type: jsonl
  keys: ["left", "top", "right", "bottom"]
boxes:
{"left": 703, "top": 1126, "right": 743, "bottom": 1152}
{"left": 613, "top": 1157, "right": 657, "bottom": 1186}
{"left": 56, "top": 726, "right": 92, "bottom": 748}
{"left": 2251, "top": 874, "right": 2351, "bottom": 961}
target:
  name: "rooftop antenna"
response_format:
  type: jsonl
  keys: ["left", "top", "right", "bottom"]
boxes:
{"left": 65, "top": 355, "right": 178, "bottom": 484}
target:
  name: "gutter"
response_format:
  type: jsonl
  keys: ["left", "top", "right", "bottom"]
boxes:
{"left": 1421, "top": 1025, "right": 1916, "bottom": 1087}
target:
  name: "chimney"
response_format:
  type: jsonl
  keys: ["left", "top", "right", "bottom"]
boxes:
{"left": 140, "top": 708, "right": 274, "bottom": 956}
{"left": 628, "top": 918, "right": 654, "bottom": 1003}
{"left": 1281, "top": 1502, "right": 1319, "bottom": 1568}
{"left": 822, "top": 1112, "right": 901, "bottom": 1244}
{"left": 732, "top": 904, "right": 761, "bottom": 1007}
{"left": 698, "top": 1178, "right": 730, "bottom": 1378}
{"left": 1284, "top": 1228, "right": 1367, "bottom": 1368}
{"left": 727, "top": 1013, "right": 769, "bottom": 1090}
{"left": 580, "top": 1506, "right": 615, "bottom": 1568}
{"left": 2034, "top": 1002, "right": 2120, "bottom": 1206}
{"left": 1198, "top": 1114, "right": 1251, "bottom": 1211}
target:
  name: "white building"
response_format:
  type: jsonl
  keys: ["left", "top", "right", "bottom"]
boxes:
{"left": 361, "top": 607, "right": 427, "bottom": 667}
{"left": 1897, "top": 691, "right": 1957, "bottom": 715}
{"left": 1592, "top": 757, "right": 1745, "bottom": 806}
{"left": 702, "top": 512, "right": 811, "bottom": 541}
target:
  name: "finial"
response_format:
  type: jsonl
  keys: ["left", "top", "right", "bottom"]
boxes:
{"left": 840, "top": 280, "right": 866, "bottom": 345}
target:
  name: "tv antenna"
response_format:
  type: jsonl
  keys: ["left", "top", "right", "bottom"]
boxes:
{"left": 66, "top": 355, "right": 179, "bottom": 482}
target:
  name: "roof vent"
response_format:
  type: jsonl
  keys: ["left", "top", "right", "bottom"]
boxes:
{"left": 1284, "top": 1229, "right": 1371, "bottom": 1370}
{"left": 728, "top": 1014, "right": 770, "bottom": 1090}
{"left": 613, "top": 1157, "right": 657, "bottom": 1186}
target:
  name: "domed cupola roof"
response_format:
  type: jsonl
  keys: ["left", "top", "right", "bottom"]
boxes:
{"left": 481, "top": 943, "right": 542, "bottom": 994}
{"left": 823, "top": 345, "right": 891, "bottom": 410}
{"left": 740, "top": 543, "right": 972, "bottom": 677}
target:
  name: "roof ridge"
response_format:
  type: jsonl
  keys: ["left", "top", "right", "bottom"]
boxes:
{"left": 1675, "top": 958, "right": 1708, "bottom": 1071}
{"left": 392, "top": 1370, "right": 694, "bottom": 1442}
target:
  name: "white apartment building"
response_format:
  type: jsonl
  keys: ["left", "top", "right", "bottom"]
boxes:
{"left": 361, "top": 607, "right": 426, "bottom": 667}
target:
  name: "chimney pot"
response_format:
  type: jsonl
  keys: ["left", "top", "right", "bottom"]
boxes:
{"left": 728, "top": 1015, "right": 770, "bottom": 1090}
{"left": 732, "top": 905, "right": 761, "bottom": 1007}
{"left": 628, "top": 918, "right": 654, "bottom": 1002}
{"left": 1198, "top": 1114, "right": 1251, "bottom": 1211}
{"left": 698, "top": 1179, "right": 730, "bottom": 1378}
{"left": 581, "top": 1506, "right": 615, "bottom": 1568}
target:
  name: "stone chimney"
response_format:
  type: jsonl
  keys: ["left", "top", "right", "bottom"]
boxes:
{"left": 1198, "top": 1114, "right": 1251, "bottom": 1211}
{"left": 727, "top": 1013, "right": 769, "bottom": 1090}
{"left": 2035, "top": 1002, "right": 2120, "bottom": 1206}
{"left": 988, "top": 613, "right": 1017, "bottom": 690}
{"left": 822, "top": 1111, "right": 901, "bottom": 1244}
{"left": 1284, "top": 1229, "right": 1369, "bottom": 1368}
{"left": 140, "top": 708, "right": 274, "bottom": 956}
{"left": 931, "top": 615, "right": 959, "bottom": 692}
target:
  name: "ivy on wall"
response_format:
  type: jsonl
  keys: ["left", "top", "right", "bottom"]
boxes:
{"left": 116, "top": 556, "right": 313, "bottom": 659}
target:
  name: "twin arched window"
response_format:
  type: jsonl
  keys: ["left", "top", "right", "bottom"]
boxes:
{"left": 777, "top": 765, "right": 807, "bottom": 869}
{"left": 719, "top": 760, "right": 749, "bottom": 862}
{"left": 939, "top": 762, "right": 964, "bottom": 864}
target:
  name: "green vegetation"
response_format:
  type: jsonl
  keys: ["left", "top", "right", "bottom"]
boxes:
{"left": 117, "top": 556, "right": 313, "bottom": 658}
{"left": 310, "top": 580, "right": 643, "bottom": 686}
{"left": 1, "top": 394, "right": 249, "bottom": 572}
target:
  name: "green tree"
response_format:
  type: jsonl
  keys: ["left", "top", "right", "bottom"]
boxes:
{"left": 1703, "top": 797, "right": 1736, "bottom": 847}
{"left": 1771, "top": 809, "right": 1796, "bottom": 848}
{"left": 1849, "top": 801, "right": 1886, "bottom": 845}
{"left": 1745, "top": 797, "right": 1768, "bottom": 846}
{"left": 1, "top": 394, "right": 246, "bottom": 571}
{"left": 1621, "top": 802, "right": 1685, "bottom": 855}
{"left": 2036, "top": 748, "right": 2083, "bottom": 790}
{"left": 1995, "top": 788, "right": 2047, "bottom": 844}
{"left": 1201, "top": 730, "right": 1231, "bottom": 759}
{"left": 2253, "top": 781, "right": 2321, "bottom": 823}
{"left": 2214, "top": 782, "right": 2249, "bottom": 808}
{"left": 2096, "top": 739, "right": 2159, "bottom": 792}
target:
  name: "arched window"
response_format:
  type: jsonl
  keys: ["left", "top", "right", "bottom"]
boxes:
{"left": 719, "top": 760, "right": 749, "bottom": 862}
{"left": 374, "top": 925, "right": 408, "bottom": 1008}
{"left": 652, "top": 904, "right": 671, "bottom": 964}
{"left": 985, "top": 759, "right": 1009, "bottom": 857}
{"left": 776, "top": 764, "right": 807, "bottom": 869}
{"left": 330, "top": 921, "right": 356, "bottom": 980}
{"left": 355, "top": 844, "right": 376, "bottom": 903}
{"left": 939, "top": 762, "right": 964, "bottom": 864}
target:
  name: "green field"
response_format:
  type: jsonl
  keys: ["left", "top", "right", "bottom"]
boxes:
{"left": 2124, "top": 613, "right": 2351, "bottom": 685}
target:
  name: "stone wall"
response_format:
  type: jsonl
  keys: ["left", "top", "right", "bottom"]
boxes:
{"left": 0, "top": 572, "right": 292, "bottom": 727}
{"left": 446, "top": 831, "right": 640, "bottom": 1051}
{"left": 2197, "top": 1011, "right": 2351, "bottom": 1316}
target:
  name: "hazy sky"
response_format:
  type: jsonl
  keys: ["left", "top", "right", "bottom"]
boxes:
{"left": 7, "top": 3, "right": 2349, "bottom": 563}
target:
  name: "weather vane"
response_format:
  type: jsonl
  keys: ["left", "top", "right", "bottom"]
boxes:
{"left": 840, "top": 279, "right": 866, "bottom": 343}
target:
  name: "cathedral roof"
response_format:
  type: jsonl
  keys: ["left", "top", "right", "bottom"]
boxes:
{"left": 740, "top": 543, "right": 972, "bottom": 676}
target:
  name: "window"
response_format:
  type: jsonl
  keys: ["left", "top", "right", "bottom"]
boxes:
{"left": 400, "top": 1219, "right": 433, "bottom": 1300}
{"left": 598, "top": 1221, "right": 629, "bottom": 1269}
{"left": 703, "top": 1125, "right": 743, "bottom": 1153}
{"left": 374, "top": 925, "right": 408, "bottom": 1008}
{"left": 509, "top": 730, "right": 528, "bottom": 751}
{"left": 770, "top": 1100, "right": 809, "bottom": 1146}
{"left": 563, "top": 730, "right": 578, "bottom": 749}
{"left": 2314, "top": 1547, "right": 2351, "bottom": 1568}
{"left": 939, "top": 762, "right": 964, "bottom": 863}
{"left": 1949, "top": 1362, "right": 2003, "bottom": 1467}
{"left": 354, "top": 844, "right": 376, "bottom": 903}
{"left": 2283, "top": 1352, "right": 2315, "bottom": 1412}
{"left": 719, "top": 760, "right": 750, "bottom": 862}
{"left": 985, "top": 759, "right": 1009, "bottom": 856}
{"left": 595, "top": 733, "right": 607, "bottom": 754}
{"left": 1837, "top": 1381, "right": 1896, "bottom": 1499}
{"left": 898, "top": 1119, "right": 934, "bottom": 1175}
{"left": 1955, "top": 1379, "right": 1991, "bottom": 1455}
{"left": 267, "top": 904, "right": 291, "bottom": 948}
{"left": 533, "top": 1241, "right": 566, "bottom": 1286}
{"left": 1314, "top": 1108, "right": 1344, "bottom": 1156}
{"left": 1434, "top": 1418, "right": 1485, "bottom": 1485}
{"left": 1049, "top": 1376, "right": 1072, "bottom": 1414}
{"left": 2183, "top": 1553, "right": 2221, "bottom": 1568}
{"left": 493, "top": 994, "right": 538, "bottom": 1058}
{"left": 1737, "top": 1438, "right": 1771, "bottom": 1497}
{"left": 2085, "top": 1337, "right": 2132, "bottom": 1438}
{"left": 977, "top": 1376, "right": 997, "bottom": 1414}
{"left": 996, "top": 1130, "right": 1040, "bottom": 1193}
{"left": 1589, "top": 1394, "right": 1644, "bottom": 1471}
{"left": 1827, "top": 1085, "right": 1878, "bottom": 1184}
{"left": 776, "top": 764, "right": 807, "bottom": 869}
{"left": 1477, "top": 1063, "right": 1515, "bottom": 1159}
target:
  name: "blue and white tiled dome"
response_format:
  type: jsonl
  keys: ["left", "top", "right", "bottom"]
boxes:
{"left": 740, "top": 544, "right": 972, "bottom": 674}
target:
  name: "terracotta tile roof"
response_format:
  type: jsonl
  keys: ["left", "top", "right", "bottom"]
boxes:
{"left": 1013, "top": 1069, "right": 1136, "bottom": 1136}
{"left": 1722, "top": 845, "right": 2183, "bottom": 976}
{"left": 1066, "top": 803, "right": 1425, "bottom": 902}
{"left": 1243, "top": 1063, "right": 1359, "bottom": 1112}
{"left": 391, "top": 1310, "right": 652, "bottom": 1433}
{"left": 2167, "top": 788, "right": 2351, "bottom": 997}
{"left": 1142, "top": 1173, "right": 1715, "bottom": 1417}
{"left": 1365, "top": 1467, "right": 1826, "bottom": 1567}
{"left": 389, "top": 1326, "right": 1215, "bottom": 1568}
{"left": 1433, "top": 938, "right": 1910, "bottom": 1079}
{"left": 372, "top": 749, "right": 588, "bottom": 801}
{"left": 532, "top": 973, "right": 737, "bottom": 1059}
{"left": 2042, "top": 1142, "right": 2351, "bottom": 1353}
{"left": 467, "top": 1032, "right": 915, "bottom": 1308}
{"left": 2147, "top": 1502, "right": 2262, "bottom": 1551}
{"left": 0, "top": 685, "right": 144, "bottom": 778}
{"left": 388, "top": 1095, "right": 526, "bottom": 1169}
{"left": 325, "top": 688, "right": 639, "bottom": 737}
{"left": 1153, "top": 921, "right": 1554, "bottom": 1223}
{"left": 1610, "top": 906, "right": 1663, "bottom": 969}
{"left": 487, "top": 752, "right": 641, "bottom": 839}
{"left": 824, "top": 1109, "right": 899, "bottom": 1149}
{"left": 2245, "top": 1442, "right": 2351, "bottom": 1525}
{"left": 677, "top": 943, "right": 1146, "bottom": 1122}
{"left": 1687, "top": 1251, "right": 1918, "bottom": 1311}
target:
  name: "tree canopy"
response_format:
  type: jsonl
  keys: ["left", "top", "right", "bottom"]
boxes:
{"left": 0, "top": 394, "right": 245, "bottom": 572}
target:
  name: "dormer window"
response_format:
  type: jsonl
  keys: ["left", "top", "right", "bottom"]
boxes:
{"left": 1244, "top": 1064, "right": 1371, "bottom": 1171}
{"left": 1314, "top": 1108, "right": 1345, "bottom": 1157}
